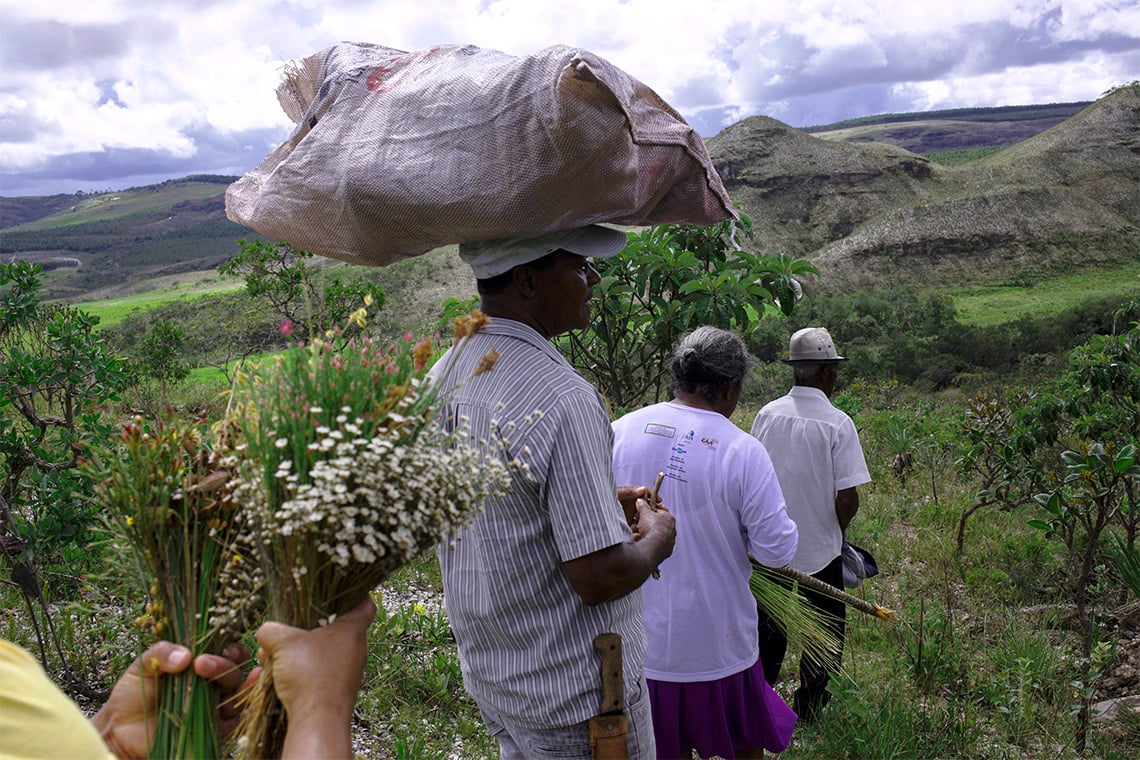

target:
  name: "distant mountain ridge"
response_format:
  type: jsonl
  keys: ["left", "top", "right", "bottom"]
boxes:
{"left": 808, "top": 102, "right": 1092, "bottom": 130}
{"left": 804, "top": 101, "right": 1091, "bottom": 153}
{"left": 0, "top": 174, "right": 239, "bottom": 229}
{"left": 708, "top": 85, "right": 1139, "bottom": 289}
{"left": 2, "top": 97, "right": 1136, "bottom": 300}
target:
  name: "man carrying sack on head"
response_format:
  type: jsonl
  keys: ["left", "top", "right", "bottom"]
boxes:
{"left": 431, "top": 225, "right": 676, "bottom": 759}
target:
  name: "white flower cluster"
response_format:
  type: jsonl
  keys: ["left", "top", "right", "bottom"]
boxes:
{"left": 208, "top": 469, "right": 268, "bottom": 641}
{"left": 271, "top": 424, "right": 510, "bottom": 578}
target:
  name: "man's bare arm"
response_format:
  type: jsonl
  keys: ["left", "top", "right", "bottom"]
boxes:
{"left": 563, "top": 498, "right": 675, "bottom": 606}
{"left": 836, "top": 486, "right": 859, "bottom": 533}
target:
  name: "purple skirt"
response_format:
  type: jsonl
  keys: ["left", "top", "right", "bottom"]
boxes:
{"left": 648, "top": 657, "right": 797, "bottom": 759}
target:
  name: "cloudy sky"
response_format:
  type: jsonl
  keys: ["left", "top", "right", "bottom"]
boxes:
{"left": 1, "top": 0, "right": 1137, "bottom": 198}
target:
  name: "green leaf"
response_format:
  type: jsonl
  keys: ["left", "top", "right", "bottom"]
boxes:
{"left": 1034, "top": 491, "right": 1063, "bottom": 516}
{"left": 1113, "top": 444, "right": 1136, "bottom": 474}
{"left": 678, "top": 280, "right": 706, "bottom": 295}
{"left": 1061, "top": 450, "right": 1086, "bottom": 468}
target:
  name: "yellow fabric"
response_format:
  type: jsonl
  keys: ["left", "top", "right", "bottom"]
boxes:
{"left": 0, "top": 639, "right": 113, "bottom": 759}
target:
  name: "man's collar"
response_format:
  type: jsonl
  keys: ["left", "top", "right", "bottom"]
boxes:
{"left": 789, "top": 385, "right": 830, "bottom": 400}
{"left": 479, "top": 317, "right": 571, "bottom": 366}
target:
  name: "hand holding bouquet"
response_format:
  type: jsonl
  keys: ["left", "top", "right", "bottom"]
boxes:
{"left": 94, "top": 307, "right": 509, "bottom": 759}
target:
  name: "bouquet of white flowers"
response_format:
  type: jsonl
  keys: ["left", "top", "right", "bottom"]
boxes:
{"left": 225, "top": 308, "right": 509, "bottom": 758}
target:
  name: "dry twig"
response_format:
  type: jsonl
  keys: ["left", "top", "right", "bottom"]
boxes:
{"left": 647, "top": 471, "right": 665, "bottom": 579}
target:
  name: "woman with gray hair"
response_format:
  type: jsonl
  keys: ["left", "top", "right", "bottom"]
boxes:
{"left": 612, "top": 326, "right": 799, "bottom": 759}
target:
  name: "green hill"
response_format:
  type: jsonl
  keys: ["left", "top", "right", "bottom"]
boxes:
{"left": 709, "top": 85, "right": 1140, "bottom": 290}
{"left": 0, "top": 176, "right": 246, "bottom": 301}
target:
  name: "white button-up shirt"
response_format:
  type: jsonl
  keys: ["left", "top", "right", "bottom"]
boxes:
{"left": 750, "top": 385, "right": 871, "bottom": 574}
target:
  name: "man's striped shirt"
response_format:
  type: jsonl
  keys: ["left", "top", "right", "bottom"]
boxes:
{"left": 432, "top": 318, "right": 646, "bottom": 728}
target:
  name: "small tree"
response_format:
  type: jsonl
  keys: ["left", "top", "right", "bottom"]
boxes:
{"left": 955, "top": 393, "right": 1054, "bottom": 553}
{"left": 219, "top": 238, "right": 386, "bottom": 338}
{"left": 194, "top": 301, "right": 281, "bottom": 385}
{"left": 139, "top": 318, "right": 189, "bottom": 404}
{"left": 1029, "top": 443, "right": 1139, "bottom": 753}
{"left": 886, "top": 416, "right": 915, "bottom": 485}
{"left": 560, "top": 217, "right": 817, "bottom": 410}
{"left": 1063, "top": 299, "right": 1140, "bottom": 551}
{"left": 1, "top": 261, "right": 126, "bottom": 691}
{"left": 218, "top": 238, "right": 317, "bottom": 326}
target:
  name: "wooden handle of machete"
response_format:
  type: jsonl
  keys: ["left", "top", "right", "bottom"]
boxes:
{"left": 594, "top": 633, "right": 623, "bottom": 713}
{"left": 591, "top": 633, "right": 628, "bottom": 759}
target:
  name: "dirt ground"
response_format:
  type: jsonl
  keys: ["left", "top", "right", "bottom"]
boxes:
{"left": 1097, "top": 602, "right": 1140, "bottom": 702}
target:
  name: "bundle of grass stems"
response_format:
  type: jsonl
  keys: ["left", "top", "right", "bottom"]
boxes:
{"left": 226, "top": 310, "right": 511, "bottom": 758}
{"left": 93, "top": 417, "right": 244, "bottom": 759}
{"left": 642, "top": 473, "right": 864, "bottom": 664}
{"left": 749, "top": 564, "right": 842, "bottom": 668}
{"left": 763, "top": 563, "right": 899, "bottom": 624}
{"left": 748, "top": 561, "right": 898, "bottom": 676}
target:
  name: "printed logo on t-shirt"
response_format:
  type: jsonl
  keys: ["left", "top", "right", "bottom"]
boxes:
{"left": 699, "top": 436, "right": 719, "bottom": 450}
{"left": 667, "top": 431, "right": 692, "bottom": 484}
{"left": 672, "top": 430, "right": 693, "bottom": 456}
{"left": 642, "top": 423, "right": 676, "bottom": 438}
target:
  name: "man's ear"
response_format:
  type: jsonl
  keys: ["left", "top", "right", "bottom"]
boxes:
{"left": 511, "top": 264, "right": 540, "bottom": 299}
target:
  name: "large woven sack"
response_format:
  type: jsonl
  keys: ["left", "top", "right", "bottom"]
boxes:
{"left": 225, "top": 42, "right": 736, "bottom": 267}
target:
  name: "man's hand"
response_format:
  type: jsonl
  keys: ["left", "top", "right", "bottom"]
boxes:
{"left": 617, "top": 484, "right": 653, "bottom": 524}
{"left": 252, "top": 595, "right": 378, "bottom": 759}
{"left": 91, "top": 640, "right": 249, "bottom": 759}
{"left": 631, "top": 497, "right": 676, "bottom": 555}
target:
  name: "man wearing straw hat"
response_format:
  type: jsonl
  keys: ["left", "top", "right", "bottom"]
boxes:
{"left": 433, "top": 224, "right": 676, "bottom": 759}
{"left": 750, "top": 327, "right": 871, "bottom": 723}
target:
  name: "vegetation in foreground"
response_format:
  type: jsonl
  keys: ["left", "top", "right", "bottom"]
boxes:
{"left": 2, "top": 225, "right": 1138, "bottom": 758}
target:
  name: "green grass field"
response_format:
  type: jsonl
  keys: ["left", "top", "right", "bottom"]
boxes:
{"left": 948, "top": 263, "right": 1140, "bottom": 326}
{"left": 76, "top": 275, "right": 243, "bottom": 327}
{"left": 66, "top": 258, "right": 1139, "bottom": 333}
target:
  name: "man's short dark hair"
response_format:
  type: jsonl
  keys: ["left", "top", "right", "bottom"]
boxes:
{"left": 792, "top": 363, "right": 837, "bottom": 384}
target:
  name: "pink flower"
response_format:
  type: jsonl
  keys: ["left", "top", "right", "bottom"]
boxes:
{"left": 279, "top": 320, "right": 294, "bottom": 336}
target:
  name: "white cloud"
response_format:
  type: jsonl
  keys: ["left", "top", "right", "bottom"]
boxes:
{"left": 0, "top": 0, "right": 1137, "bottom": 195}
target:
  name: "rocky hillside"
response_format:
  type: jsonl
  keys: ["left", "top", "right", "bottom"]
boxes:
{"left": 708, "top": 84, "right": 1140, "bottom": 289}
